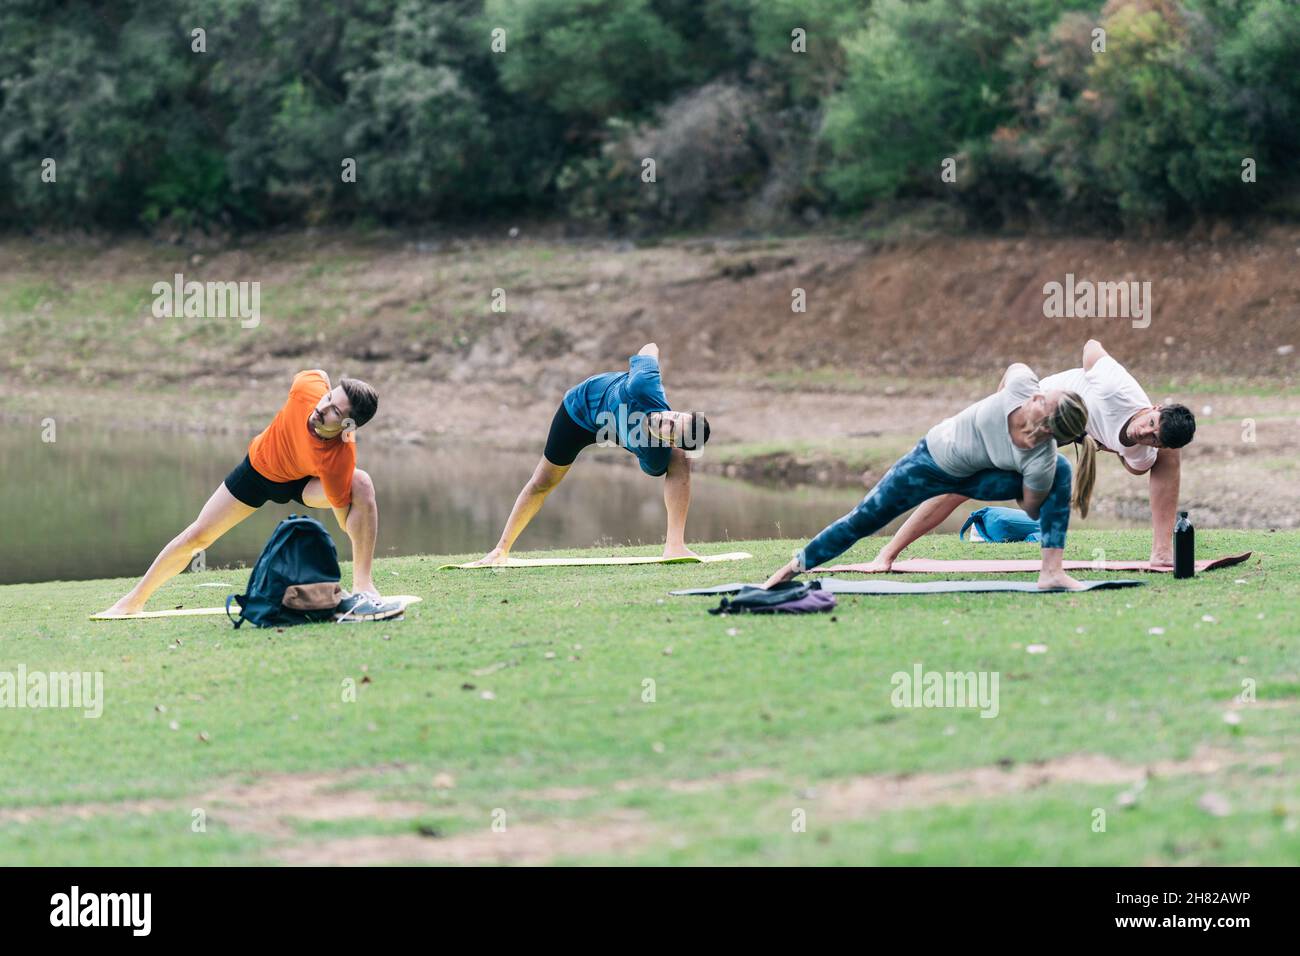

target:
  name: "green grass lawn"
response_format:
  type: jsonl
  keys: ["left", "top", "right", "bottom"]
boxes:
{"left": 0, "top": 529, "right": 1295, "bottom": 866}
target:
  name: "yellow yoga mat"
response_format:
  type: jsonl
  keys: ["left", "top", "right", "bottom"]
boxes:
{"left": 438, "top": 551, "right": 753, "bottom": 570}
{"left": 90, "top": 595, "right": 424, "bottom": 621}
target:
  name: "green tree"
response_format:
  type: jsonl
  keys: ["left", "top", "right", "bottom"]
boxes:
{"left": 819, "top": 0, "right": 1096, "bottom": 207}
{"left": 485, "top": 0, "right": 693, "bottom": 124}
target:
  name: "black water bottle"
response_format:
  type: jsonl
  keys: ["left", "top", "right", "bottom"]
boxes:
{"left": 1174, "top": 511, "right": 1195, "bottom": 579}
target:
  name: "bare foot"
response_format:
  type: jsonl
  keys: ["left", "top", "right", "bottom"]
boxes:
{"left": 1148, "top": 551, "right": 1174, "bottom": 568}
{"left": 1037, "top": 571, "right": 1087, "bottom": 591}
{"left": 763, "top": 561, "right": 799, "bottom": 589}
{"left": 467, "top": 547, "right": 509, "bottom": 567}
{"left": 99, "top": 599, "right": 143, "bottom": 617}
{"left": 662, "top": 545, "right": 699, "bottom": 560}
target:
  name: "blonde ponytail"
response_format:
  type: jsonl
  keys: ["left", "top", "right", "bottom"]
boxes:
{"left": 1050, "top": 390, "right": 1095, "bottom": 518}
{"left": 1072, "top": 436, "right": 1096, "bottom": 518}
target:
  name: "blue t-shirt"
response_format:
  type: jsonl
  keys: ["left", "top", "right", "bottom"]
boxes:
{"left": 563, "top": 354, "right": 672, "bottom": 476}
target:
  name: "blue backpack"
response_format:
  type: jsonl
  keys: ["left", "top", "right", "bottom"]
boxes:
{"left": 225, "top": 515, "right": 345, "bottom": 628}
{"left": 960, "top": 506, "right": 1042, "bottom": 544}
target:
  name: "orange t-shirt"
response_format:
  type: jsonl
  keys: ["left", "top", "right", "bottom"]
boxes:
{"left": 248, "top": 370, "right": 356, "bottom": 508}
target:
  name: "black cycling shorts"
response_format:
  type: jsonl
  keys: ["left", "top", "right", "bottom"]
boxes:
{"left": 223, "top": 454, "right": 312, "bottom": 507}
{"left": 543, "top": 403, "right": 598, "bottom": 467}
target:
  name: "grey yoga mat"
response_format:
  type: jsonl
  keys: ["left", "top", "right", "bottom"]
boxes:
{"left": 670, "top": 578, "right": 1146, "bottom": 596}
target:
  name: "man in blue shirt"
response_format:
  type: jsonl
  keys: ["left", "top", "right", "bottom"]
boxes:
{"left": 471, "top": 343, "right": 711, "bottom": 565}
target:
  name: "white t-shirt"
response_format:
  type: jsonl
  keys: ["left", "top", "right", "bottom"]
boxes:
{"left": 925, "top": 366, "right": 1058, "bottom": 492}
{"left": 1041, "top": 356, "right": 1158, "bottom": 472}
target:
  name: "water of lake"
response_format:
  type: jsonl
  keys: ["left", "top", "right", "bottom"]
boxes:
{"left": 0, "top": 422, "right": 903, "bottom": 585}
{"left": 4, "top": 420, "right": 1158, "bottom": 586}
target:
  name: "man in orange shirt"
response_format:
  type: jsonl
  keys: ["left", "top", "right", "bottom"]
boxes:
{"left": 101, "top": 370, "right": 393, "bottom": 618}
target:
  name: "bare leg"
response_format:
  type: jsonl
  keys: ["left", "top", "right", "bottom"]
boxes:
{"left": 867, "top": 493, "right": 969, "bottom": 570}
{"left": 303, "top": 468, "right": 378, "bottom": 594}
{"left": 1147, "top": 447, "right": 1180, "bottom": 566}
{"left": 764, "top": 494, "right": 970, "bottom": 587}
{"left": 102, "top": 483, "right": 257, "bottom": 615}
{"left": 662, "top": 448, "right": 696, "bottom": 559}
{"left": 471, "top": 457, "right": 570, "bottom": 565}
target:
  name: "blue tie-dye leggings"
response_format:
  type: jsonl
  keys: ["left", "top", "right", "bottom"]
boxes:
{"left": 797, "top": 438, "right": 1072, "bottom": 571}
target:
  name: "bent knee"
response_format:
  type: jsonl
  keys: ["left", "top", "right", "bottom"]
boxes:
{"left": 1053, "top": 454, "right": 1073, "bottom": 488}
{"left": 351, "top": 469, "right": 376, "bottom": 503}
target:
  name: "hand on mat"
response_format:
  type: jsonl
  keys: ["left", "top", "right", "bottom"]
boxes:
{"left": 861, "top": 553, "right": 895, "bottom": 573}
{"left": 762, "top": 559, "right": 800, "bottom": 590}
{"left": 467, "top": 547, "right": 510, "bottom": 568}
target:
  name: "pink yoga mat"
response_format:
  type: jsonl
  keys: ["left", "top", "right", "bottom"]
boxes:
{"left": 815, "top": 552, "right": 1253, "bottom": 575}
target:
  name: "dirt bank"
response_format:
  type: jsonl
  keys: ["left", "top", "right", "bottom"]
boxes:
{"left": 2, "top": 228, "right": 1297, "bottom": 527}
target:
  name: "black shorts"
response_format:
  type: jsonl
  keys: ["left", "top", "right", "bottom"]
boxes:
{"left": 543, "top": 403, "right": 598, "bottom": 467}
{"left": 223, "top": 454, "right": 312, "bottom": 507}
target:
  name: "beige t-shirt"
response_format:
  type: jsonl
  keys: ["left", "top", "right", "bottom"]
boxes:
{"left": 1041, "top": 356, "right": 1158, "bottom": 472}
{"left": 925, "top": 366, "right": 1058, "bottom": 492}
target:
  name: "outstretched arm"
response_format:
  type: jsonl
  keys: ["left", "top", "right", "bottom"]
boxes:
{"left": 998, "top": 362, "right": 1032, "bottom": 392}
{"left": 628, "top": 345, "right": 667, "bottom": 408}
{"left": 1082, "top": 339, "right": 1107, "bottom": 371}
{"left": 661, "top": 448, "right": 695, "bottom": 559}
{"left": 1147, "top": 447, "right": 1180, "bottom": 566}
